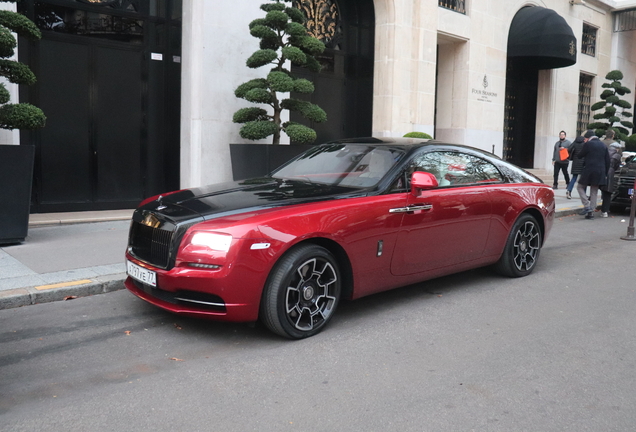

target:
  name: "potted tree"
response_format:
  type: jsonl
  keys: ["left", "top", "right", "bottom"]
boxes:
{"left": 0, "top": 2, "right": 46, "bottom": 244}
{"left": 588, "top": 70, "right": 633, "bottom": 141}
{"left": 230, "top": 0, "right": 327, "bottom": 180}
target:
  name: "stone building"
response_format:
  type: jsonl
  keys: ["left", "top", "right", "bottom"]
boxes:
{"left": 9, "top": 0, "right": 636, "bottom": 212}
{"left": 188, "top": 0, "right": 636, "bottom": 189}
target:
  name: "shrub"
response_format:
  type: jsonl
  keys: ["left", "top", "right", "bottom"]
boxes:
{"left": 0, "top": 4, "right": 45, "bottom": 130}
{"left": 403, "top": 132, "right": 432, "bottom": 139}
{"left": 625, "top": 134, "right": 636, "bottom": 152}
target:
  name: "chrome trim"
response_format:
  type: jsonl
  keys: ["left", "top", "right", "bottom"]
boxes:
{"left": 173, "top": 297, "right": 226, "bottom": 307}
{"left": 389, "top": 204, "right": 433, "bottom": 213}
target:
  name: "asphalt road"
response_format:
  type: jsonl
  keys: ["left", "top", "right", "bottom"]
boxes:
{"left": 2, "top": 214, "right": 636, "bottom": 432}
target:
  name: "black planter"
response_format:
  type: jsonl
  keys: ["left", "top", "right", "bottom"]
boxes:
{"left": 0, "top": 145, "right": 35, "bottom": 244}
{"left": 230, "top": 143, "right": 312, "bottom": 180}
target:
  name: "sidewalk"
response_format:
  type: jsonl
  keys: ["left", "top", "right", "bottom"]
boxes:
{"left": 0, "top": 210, "right": 133, "bottom": 309}
{"left": 0, "top": 189, "right": 597, "bottom": 310}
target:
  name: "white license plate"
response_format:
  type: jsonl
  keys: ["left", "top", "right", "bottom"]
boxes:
{"left": 629, "top": 189, "right": 634, "bottom": 195}
{"left": 127, "top": 260, "right": 157, "bottom": 287}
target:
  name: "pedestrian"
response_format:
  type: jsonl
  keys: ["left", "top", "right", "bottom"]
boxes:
{"left": 600, "top": 142, "right": 622, "bottom": 217}
{"left": 577, "top": 130, "right": 610, "bottom": 219}
{"left": 565, "top": 135, "right": 585, "bottom": 199}
{"left": 552, "top": 130, "right": 571, "bottom": 189}
{"left": 602, "top": 129, "right": 616, "bottom": 148}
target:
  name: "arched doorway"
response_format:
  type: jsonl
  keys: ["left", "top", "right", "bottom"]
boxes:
{"left": 503, "top": 6, "right": 577, "bottom": 168}
{"left": 291, "top": 0, "right": 375, "bottom": 144}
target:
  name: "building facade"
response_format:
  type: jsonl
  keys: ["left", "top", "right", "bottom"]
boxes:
{"left": 12, "top": 0, "right": 636, "bottom": 211}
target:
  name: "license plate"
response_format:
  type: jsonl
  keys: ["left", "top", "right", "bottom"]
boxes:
{"left": 630, "top": 189, "right": 634, "bottom": 195}
{"left": 127, "top": 260, "right": 157, "bottom": 287}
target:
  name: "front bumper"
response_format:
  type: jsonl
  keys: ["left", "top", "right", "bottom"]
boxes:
{"left": 124, "top": 253, "right": 263, "bottom": 322}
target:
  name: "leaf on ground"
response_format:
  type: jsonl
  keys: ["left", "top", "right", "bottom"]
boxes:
{"left": 64, "top": 296, "right": 78, "bottom": 301}
{"left": 174, "top": 323, "right": 182, "bottom": 330}
{"left": 124, "top": 331, "right": 131, "bottom": 335}
{"left": 170, "top": 357, "right": 184, "bottom": 362}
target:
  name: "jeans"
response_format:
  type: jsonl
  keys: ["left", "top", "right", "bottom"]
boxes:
{"left": 553, "top": 163, "right": 570, "bottom": 187}
{"left": 566, "top": 174, "right": 579, "bottom": 193}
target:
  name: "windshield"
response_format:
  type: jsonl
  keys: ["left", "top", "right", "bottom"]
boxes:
{"left": 271, "top": 144, "right": 405, "bottom": 188}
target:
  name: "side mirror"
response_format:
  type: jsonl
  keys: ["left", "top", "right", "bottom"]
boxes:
{"left": 411, "top": 171, "right": 438, "bottom": 196}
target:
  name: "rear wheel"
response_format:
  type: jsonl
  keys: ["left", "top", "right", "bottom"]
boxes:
{"left": 494, "top": 214, "right": 542, "bottom": 277}
{"left": 260, "top": 244, "right": 341, "bottom": 339}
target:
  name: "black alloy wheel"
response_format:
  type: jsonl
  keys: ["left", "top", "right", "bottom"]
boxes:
{"left": 494, "top": 213, "right": 542, "bottom": 277}
{"left": 260, "top": 244, "right": 341, "bottom": 339}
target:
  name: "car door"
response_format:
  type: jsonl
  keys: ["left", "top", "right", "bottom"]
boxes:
{"left": 390, "top": 150, "right": 503, "bottom": 276}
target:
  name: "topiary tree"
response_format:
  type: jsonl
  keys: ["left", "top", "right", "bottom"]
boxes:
{"left": 0, "top": 1, "right": 45, "bottom": 131}
{"left": 403, "top": 132, "right": 432, "bottom": 139}
{"left": 232, "top": 0, "right": 326, "bottom": 145}
{"left": 626, "top": 134, "right": 636, "bottom": 152}
{"left": 588, "top": 70, "right": 633, "bottom": 142}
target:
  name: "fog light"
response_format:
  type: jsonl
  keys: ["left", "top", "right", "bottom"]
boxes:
{"left": 187, "top": 263, "right": 221, "bottom": 269}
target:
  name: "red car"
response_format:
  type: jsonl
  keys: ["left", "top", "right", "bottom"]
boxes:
{"left": 125, "top": 138, "right": 555, "bottom": 339}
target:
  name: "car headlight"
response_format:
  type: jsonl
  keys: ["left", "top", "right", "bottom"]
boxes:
{"left": 190, "top": 232, "right": 233, "bottom": 252}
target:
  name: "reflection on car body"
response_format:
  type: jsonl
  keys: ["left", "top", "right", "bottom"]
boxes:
{"left": 124, "top": 138, "right": 555, "bottom": 339}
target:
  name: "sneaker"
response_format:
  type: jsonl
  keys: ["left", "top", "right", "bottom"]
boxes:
{"left": 579, "top": 208, "right": 590, "bottom": 215}
{"left": 566, "top": 191, "right": 571, "bottom": 199}
{"left": 601, "top": 212, "right": 608, "bottom": 218}
{"left": 585, "top": 212, "right": 595, "bottom": 219}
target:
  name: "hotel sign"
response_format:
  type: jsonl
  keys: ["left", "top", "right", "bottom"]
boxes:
{"left": 471, "top": 75, "right": 499, "bottom": 103}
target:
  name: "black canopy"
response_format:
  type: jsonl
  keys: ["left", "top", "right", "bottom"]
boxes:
{"left": 507, "top": 6, "right": 577, "bottom": 70}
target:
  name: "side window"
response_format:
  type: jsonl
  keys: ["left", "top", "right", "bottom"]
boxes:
{"left": 407, "top": 151, "right": 504, "bottom": 187}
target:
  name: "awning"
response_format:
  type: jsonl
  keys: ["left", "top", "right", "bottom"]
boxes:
{"left": 507, "top": 6, "right": 577, "bottom": 70}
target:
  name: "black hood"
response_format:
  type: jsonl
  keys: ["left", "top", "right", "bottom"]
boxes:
{"left": 137, "top": 177, "right": 366, "bottom": 223}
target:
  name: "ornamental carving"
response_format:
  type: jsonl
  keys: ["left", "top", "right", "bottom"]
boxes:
{"left": 295, "top": 0, "right": 340, "bottom": 45}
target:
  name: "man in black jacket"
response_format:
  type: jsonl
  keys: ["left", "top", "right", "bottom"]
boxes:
{"left": 552, "top": 131, "right": 571, "bottom": 189}
{"left": 576, "top": 130, "right": 610, "bottom": 219}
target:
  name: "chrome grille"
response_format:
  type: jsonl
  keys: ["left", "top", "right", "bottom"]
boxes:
{"left": 129, "top": 221, "right": 174, "bottom": 269}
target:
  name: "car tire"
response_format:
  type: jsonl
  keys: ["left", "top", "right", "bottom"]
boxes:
{"left": 494, "top": 213, "right": 542, "bottom": 278}
{"left": 260, "top": 244, "right": 341, "bottom": 339}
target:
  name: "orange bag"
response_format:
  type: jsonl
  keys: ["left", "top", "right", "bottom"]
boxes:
{"left": 559, "top": 147, "right": 569, "bottom": 161}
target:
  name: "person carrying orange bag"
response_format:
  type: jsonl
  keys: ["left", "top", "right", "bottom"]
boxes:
{"left": 552, "top": 130, "right": 571, "bottom": 189}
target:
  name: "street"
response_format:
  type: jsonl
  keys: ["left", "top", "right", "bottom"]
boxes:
{"left": 2, "top": 214, "right": 636, "bottom": 431}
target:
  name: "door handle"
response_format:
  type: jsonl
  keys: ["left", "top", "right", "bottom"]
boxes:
{"left": 389, "top": 204, "right": 433, "bottom": 213}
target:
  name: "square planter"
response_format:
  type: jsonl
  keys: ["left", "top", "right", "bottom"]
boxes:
{"left": 230, "top": 143, "right": 312, "bottom": 180}
{"left": 0, "top": 145, "right": 35, "bottom": 244}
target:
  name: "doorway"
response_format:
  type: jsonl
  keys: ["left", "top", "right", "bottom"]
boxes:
{"left": 18, "top": 0, "right": 182, "bottom": 213}
{"left": 291, "top": 0, "right": 375, "bottom": 144}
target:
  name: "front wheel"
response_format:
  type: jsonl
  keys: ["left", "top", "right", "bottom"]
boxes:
{"left": 494, "top": 214, "right": 542, "bottom": 277}
{"left": 260, "top": 244, "right": 341, "bottom": 339}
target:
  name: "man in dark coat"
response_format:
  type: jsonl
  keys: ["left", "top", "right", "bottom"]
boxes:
{"left": 576, "top": 130, "right": 610, "bottom": 219}
{"left": 600, "top": 142, "right": 622, "bottom": 217}
{"left": 566, "top": 135, "right": 585, "bottom": 199}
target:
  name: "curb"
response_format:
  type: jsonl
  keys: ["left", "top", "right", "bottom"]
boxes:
{"left": 0, "top": 274, "right": 126, "bottom": 310}
{"left": 555, "top": 208, "right": 586, "bottom": 218}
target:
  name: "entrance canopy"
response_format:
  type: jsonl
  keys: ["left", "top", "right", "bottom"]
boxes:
{"left": 507, "top": 6, "right": 577, "bottom": 70}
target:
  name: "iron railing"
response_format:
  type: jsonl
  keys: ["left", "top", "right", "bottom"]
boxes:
{"left": 439, "top": 0, "right": 465, "bottom": 15}
{"left": 582, "top": 24, "right": 597, "bottom": 56}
